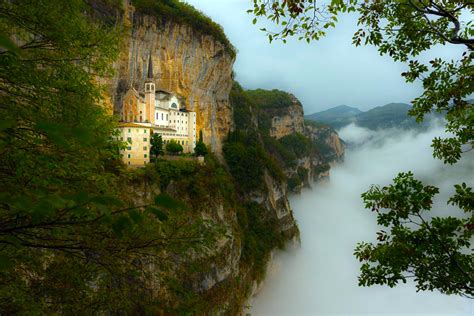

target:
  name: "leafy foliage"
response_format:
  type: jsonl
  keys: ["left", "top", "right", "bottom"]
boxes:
{"left": 224, "top": 132, "right": 268, "bottom": 192}
{"left": 230, "top": 82, "right": 255, "bottom": 131}
{"left": 0, "top": 1, "right": 221, "bottom": 312}
{"left": 166, "top": 139, "right": 183, "bottom": 154}
{"left": 132, "top": 0, "right": 236, "bottom": 58}
{"left": 355, "top": 172, "right": 473, "bottom": 298}
{"left": 237, "top": 202, "right": 285, "bottom": 283}
{"left": 194, "top": 130, "right": 208, "bottom": 157}
{"left": 150, "top": 133, "right": 164, "bottom": 159}
{"left": 246, "top": 88, "right": 294, "bottom": 109}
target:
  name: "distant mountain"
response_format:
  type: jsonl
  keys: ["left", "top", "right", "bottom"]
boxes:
{"left": 305, "top": 102, "right": 428, "bottom": 130}
{"left": 305, "top": 105, "right": 362, "bottom": 128}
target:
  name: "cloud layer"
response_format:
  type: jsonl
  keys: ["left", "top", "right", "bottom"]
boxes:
{"left": 250, "top": 124, "right": 473, "bottom": 316}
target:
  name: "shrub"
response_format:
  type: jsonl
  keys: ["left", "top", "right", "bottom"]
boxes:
{"left": 166, "top": 139, "right": 183, "bottom": 155}
{"left": 237, "top": 202, "right": 285, "bottom": 283}
{"left": 154, "top": 159, "right": 197, "bottom": 190}
{"left": 194, "top": 141, "right": 208, "bottom": 156}
{"left": 246, "top": 89, "right": 294, "bottom": 109}
{"left": 230, "top": 82, "right": 255, "bottom": 131}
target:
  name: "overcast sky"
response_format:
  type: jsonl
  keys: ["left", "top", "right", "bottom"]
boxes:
{"left": 185, "top": 0, "right": 465, "bottom": 114}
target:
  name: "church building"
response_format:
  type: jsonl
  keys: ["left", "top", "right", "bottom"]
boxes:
{"left": 118, "top": 55, "right": 197, "bottom": 166}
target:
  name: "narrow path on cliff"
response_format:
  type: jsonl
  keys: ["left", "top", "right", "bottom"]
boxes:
{"left": 250, "top": 123, "right": 474, "bottom": 316}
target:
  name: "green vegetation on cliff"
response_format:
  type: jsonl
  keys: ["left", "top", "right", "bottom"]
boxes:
{"left": 0, "top": 1, "right": 231, "bottom": 313}
{"left": 246, "top": 88, "right": 294, "bottom": 109}
{"left": 132, "top": 0, "right": 236, "bottom": 58}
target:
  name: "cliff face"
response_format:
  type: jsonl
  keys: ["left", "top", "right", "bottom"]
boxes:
{"left": 258, "top": 92, "right": 344, "bottom": 192}
{"left": 305, "top": 123, "right": 345, "bottom": 163}
{"left": 267, "top": 95, "right": 304, "bottom": 139}
{"left": 106, "top": 5, "right": 234, "bottom": 153}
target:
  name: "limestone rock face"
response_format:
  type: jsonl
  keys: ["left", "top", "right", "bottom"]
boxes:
{"left": 326, "top": 131, "right": 345, "bottom": 159}
{"left": 305, "top": 124, "right": 345, "bottom": 163}
{"left": 106, "top": 9, "right": 235, "bottom": 154}
{"left": 268, "top": 95, "right": 304, "bottom": 139}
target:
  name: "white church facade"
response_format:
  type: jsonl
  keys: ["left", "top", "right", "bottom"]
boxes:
{"left": 118, "top": 55, "right": 197, "bottom": 166}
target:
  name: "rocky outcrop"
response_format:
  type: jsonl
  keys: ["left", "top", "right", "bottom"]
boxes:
{"left": 305, "top": 123, "right": 345, "bottom": 163}
{"left": 106, "top": 4, "right": 235, "bottom": 154}
{"left": 267, "top": 95, "right": 304, "bottom": 139}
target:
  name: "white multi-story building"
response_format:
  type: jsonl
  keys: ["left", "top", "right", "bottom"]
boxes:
{"left": 118, "top": 55, "right": 197, "bottom": 166}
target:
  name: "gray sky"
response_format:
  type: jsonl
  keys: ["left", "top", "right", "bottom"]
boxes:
{"left": 185, "top": 0, "right": 465, "bottom": 114}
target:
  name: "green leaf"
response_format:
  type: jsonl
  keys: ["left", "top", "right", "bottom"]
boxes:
{"left": 154, "top": 193, "right": 185, "bottom": 211}
{"left": 146, "top": 206, "right": 168, "bottom": 222}
{"left": 112, "top": 215, "right": 131, "bottom": 237}
{"left": 128, "top": 209, "right": 143, "bottom": 224}
{"left": 0, "top": 33, "right": 19, "bottom": 54}
{"left": 0, "top": 118, "right": 15, "bottom": 131}
{"left": 90, "top": 195, "right": 124, "bottom": 207}
{"left": 0, "top": 256, "right": 13, "bottom": 270}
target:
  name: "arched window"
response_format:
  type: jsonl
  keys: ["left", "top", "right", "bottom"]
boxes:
{"left": 171, "top": 103, "right": 178, "bottom": 109}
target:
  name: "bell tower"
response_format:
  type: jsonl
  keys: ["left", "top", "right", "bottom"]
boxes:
{"left": 144, "top": 54, "right": 155, "bottom": 123}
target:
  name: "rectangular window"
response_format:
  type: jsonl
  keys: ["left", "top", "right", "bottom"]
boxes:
{"left": 161, "top": 113, "right": 164, "bottom": 120}
{"left": 143, "top": 138, "right": 147, "bottom": 142}
{"left": 127, "top": 137, "right": 132, "bottom": 142}
{"left": 156, "top": 113, "right": 159, "bottom": 119}
{"left": 128, "top": 154, "right": 131, "bottom": 158}
{"left": 166, "top": 114, "right": 168, "bottom": 120}
{"left": 144, "top": 154, "right": 147, "bottom": 158}
{"left": 128, "top": 129, "right": 131, "bottom": 133}
{"left": 143, "top": 146, "right": 147, "bottom": 150}
{"left": 127, "top": 146, "right": 131, "bottom": 150}
{"left": 144, "top": 129, "right": 147, "bottom": 134}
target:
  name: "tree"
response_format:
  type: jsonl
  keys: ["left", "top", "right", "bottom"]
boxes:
{"left": 250, "top": 0, "right": 473, "bottom": 297}
{"left": 0, "top": 0, "right": 218, "bottom": 312}
{"left": 150, "top": 133, "right": 164, "bottom": 160}
{"left": 166, "top": 139, "right": 183, "bottom": 154}
{"left": 194, "top": 130, "right": 208, "bottom": 156}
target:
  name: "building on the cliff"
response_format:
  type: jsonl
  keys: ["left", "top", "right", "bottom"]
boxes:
{"left": 118, "top": 55, "right": 197, "bottom": 166}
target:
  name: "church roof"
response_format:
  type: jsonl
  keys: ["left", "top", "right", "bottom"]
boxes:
{"left": 147, "top": 54, "right": 153, "bottom": 80}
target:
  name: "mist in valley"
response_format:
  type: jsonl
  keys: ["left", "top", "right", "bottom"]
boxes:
{"left": 250, "top": 123, "right": 474, "bottom": 316}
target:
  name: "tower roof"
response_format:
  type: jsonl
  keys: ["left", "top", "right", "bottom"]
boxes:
{"left": 147, "top": 54, "right": 153, "bottom": 80}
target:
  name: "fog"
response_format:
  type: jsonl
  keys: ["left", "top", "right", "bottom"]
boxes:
{"left": 250, "top": 123, "right": 474, "bottom": 316}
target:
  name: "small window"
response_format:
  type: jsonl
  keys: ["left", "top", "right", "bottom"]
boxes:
{"left": 127, "top": 137, "right": 132, "bottom": 142}
{"left": 144, "top": 129, "right": 147, "bottom": 134}
{"left": 166, "top": 114, "right": 168, "bottom": 120}
{"left": 127, "top": 146, "right": 131, "bottom": 150}
{"left": 144, "top": 154, "right": 147, "bottom": 158}
{"left": 161, "top": 113, "right": 164, "bottom": 120}
{"left": 128, "top": 129, "right": 131, "bottom": 133}
{"left": 143, "top": 138, "right": 147, "bottom": 142}
{"left": 143, "top": 146, "right": 147, "bottom": 150}
{"left": 128, "top": 161, "right": 130, "bottom": 165}
{"left": 128, "top": 154, "right": 131, "bottom": 158}
{"left": 156, "top": 113, "right": 159, "bottom": 119}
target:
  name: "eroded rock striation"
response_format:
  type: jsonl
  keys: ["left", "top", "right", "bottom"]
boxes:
{"left": 106, "top": 4, "right": 234, "bottom": 154}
